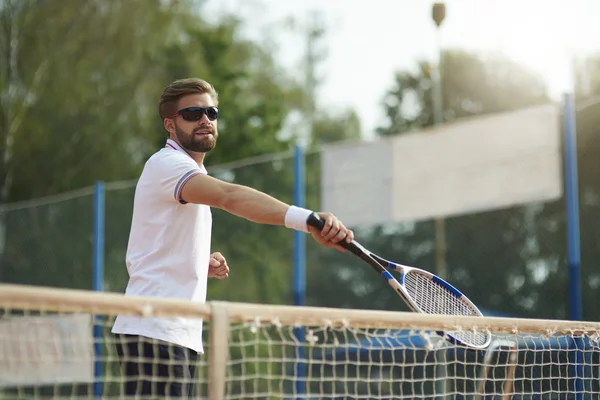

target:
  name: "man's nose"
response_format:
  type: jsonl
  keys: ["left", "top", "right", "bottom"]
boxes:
{"left": 198, "top": 113, "right": 211, "bottom": 124}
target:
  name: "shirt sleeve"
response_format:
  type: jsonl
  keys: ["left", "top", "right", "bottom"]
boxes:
{"left": 150, "top": 151, "right": 204, "bottom": 204}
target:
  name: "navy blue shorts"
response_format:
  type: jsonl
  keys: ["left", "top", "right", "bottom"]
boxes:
{"left": 114, "top": 334, "right": 199, "bottom": 398}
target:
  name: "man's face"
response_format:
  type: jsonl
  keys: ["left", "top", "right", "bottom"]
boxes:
{"left": 167, "top": 93, "right": 219, "bottom": 153}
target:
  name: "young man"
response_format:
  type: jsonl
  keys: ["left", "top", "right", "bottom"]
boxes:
{"left": 111, "top": 78, "right": 354, "bottom": 398}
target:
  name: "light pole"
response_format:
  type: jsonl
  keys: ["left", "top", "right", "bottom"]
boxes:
{"left": 432, "top": 3, "right": 445, "bottom": 125}
{"left": 431, "top": 7, "right": 447, "bottom": 399}
{"left": 432, "top": 3, "right": 447, "bottom": 280}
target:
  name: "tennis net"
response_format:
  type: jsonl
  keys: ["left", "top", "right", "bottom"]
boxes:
{"left": 1, "top": 284, "right": 599, "bottom": 399}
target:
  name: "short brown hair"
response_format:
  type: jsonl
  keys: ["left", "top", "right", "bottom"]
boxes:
{"left": 158, "top": 78, "right": 219, "bottom": 120}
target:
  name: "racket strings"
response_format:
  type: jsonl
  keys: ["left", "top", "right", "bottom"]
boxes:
{"left": 404, "top": 272, "right": 490, "bottom": 347}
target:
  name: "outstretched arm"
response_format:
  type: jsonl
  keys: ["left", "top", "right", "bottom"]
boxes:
{"left": 180, "top": 174, "right": 354, "bottom": 251}
{"left": 181, "top": 173, "right": 290, "bottom": 225}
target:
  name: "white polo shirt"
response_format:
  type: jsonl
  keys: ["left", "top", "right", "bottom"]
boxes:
{"left": 111, "top": 139, "right": 212, "bottom": 353}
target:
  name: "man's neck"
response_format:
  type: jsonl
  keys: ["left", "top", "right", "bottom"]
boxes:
{"left": 188, "top": 151, "right": 206, "bottom": 166}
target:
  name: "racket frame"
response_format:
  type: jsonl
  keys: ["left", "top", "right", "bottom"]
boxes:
{"left": 307, "top": 213, "right": 492, "bottom": 350}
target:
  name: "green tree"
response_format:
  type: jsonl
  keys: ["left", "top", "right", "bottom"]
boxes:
{"left": 311, "top": 109, "right": 361, "bottom": 146}
{"left": 0, "top": 1, "right": 311, "bottom": 298}
{"left": 1, "top": 0, "right": 182, "bottom": 202}
{"left": 574, "top": 55, "right": 600, "bottom": 99}
{"left": 377, "top": 50, "right": 549, "bottom": 137}
{"left": 0, "top": 0, "right": 183, "bottom": 284}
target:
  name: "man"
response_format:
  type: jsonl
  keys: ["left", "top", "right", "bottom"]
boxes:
{"left": 111, "top": 78, "right": 354, "bottom": 398}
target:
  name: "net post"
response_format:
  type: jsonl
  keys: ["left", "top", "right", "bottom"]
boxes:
{"left": 476, "top": 339, "right": 517, "bottom": 399}
{"left": 501, "top": 348, "right": 518, "bottom": 400}
{"left": 92, "top": 180, "right": 105, "bottom": 398}
{"left": 208, "top": 301, "right": 230, "bottom": 400}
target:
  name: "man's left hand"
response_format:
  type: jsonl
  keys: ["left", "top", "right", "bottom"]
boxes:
{"left": 208, "top": 252, "right": 229, "bottom": 279}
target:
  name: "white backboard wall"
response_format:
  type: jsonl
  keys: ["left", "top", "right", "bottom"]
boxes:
{"left": 0, "top": 314, "right": 94, "bottom": 387}
{"left": 321, "top": 139, "right": 395, "bottom": 228}
{"left": 321, "top": 104, "right": 562, "bottom": 228}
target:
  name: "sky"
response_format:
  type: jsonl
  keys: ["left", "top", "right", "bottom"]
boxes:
{"left": 204, "top": 0, "right": 600, "bottom": 138}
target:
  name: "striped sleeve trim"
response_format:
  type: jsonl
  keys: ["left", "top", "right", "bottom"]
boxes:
{"left": 174, "top": 169, "right": 202, "bottom": 204}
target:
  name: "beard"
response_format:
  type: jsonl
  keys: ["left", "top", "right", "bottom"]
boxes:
{"left": 175, "top": 124, "right": 218, "bottom": 153}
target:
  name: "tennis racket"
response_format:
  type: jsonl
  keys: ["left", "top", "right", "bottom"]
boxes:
{"left": 307, "top": 213, "right": 492, "bottom": 350}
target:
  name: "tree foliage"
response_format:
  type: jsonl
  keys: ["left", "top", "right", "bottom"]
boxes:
{"left": 377, "top": 50, "right": 549, "bottom": 137}
{"left": 0, "top": 1, "right": 359, "bottom": 309}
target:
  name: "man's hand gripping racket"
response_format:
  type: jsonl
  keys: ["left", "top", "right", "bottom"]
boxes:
{"left": 307, "top": 213, "right": 492, "bottom": 350}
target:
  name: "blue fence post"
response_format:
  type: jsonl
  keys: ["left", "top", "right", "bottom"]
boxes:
{"left": 563, "top": 92, "right": 582, "bottom": 321}
{"left": 293, "top": 144, "right": 307, "bottom": 398}
{"left": 92, "top": 181, "right": 105, "bottom": 398}
{"left": 563, "top": 93, "right": 583, "bottom": 399}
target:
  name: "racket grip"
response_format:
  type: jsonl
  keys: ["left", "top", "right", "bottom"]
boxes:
{"left": 306, "top": 212, "right": 326, "bottom": 230}
{"left": 306, "top": 212, "right": 353, "bottom": 251}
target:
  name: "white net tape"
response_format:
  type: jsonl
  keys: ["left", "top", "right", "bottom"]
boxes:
{"left": 1, "top": 284, "right": 599, "bottom": 399}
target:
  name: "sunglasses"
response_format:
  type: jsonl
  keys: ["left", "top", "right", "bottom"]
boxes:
{"left": 173, "top": 106, "right": 219, "bottom": 122}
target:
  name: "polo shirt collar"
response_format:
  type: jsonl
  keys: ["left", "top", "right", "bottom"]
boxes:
{"left": 165, "top": 138, "right": 187, "bottom": 154}
{"left": 165, "top": 139, "right": 208, "bottom": 172}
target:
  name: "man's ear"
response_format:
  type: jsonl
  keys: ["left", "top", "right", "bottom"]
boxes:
{"left": 163, "top": 118, "right": 174, "bottom": 135}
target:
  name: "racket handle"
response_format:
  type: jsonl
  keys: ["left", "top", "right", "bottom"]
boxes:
{"left": 306, "top": 213, "right": 382, "bottom": 268}
{"left": 306, "top": 212, "right": 353, "bottom": 251}
{"left": 306, "top": 212, "right": 326, "bottom": 230}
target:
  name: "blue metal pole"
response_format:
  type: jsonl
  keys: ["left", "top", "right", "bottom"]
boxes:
{"left": 293, "top": 144, "right": 307, "bottom": 398}
{"left": 563, "top": 92, "right": 582, "bottom": 321}
{"left": 92, "top": 181, "right": 105, "bottom": 398}
{"left": 563, "top": 93, "right": 583, "bottom": 400}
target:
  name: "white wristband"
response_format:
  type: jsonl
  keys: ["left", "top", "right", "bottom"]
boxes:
{"left": 284, "top": 206, "right": 313, "bottom": 233}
